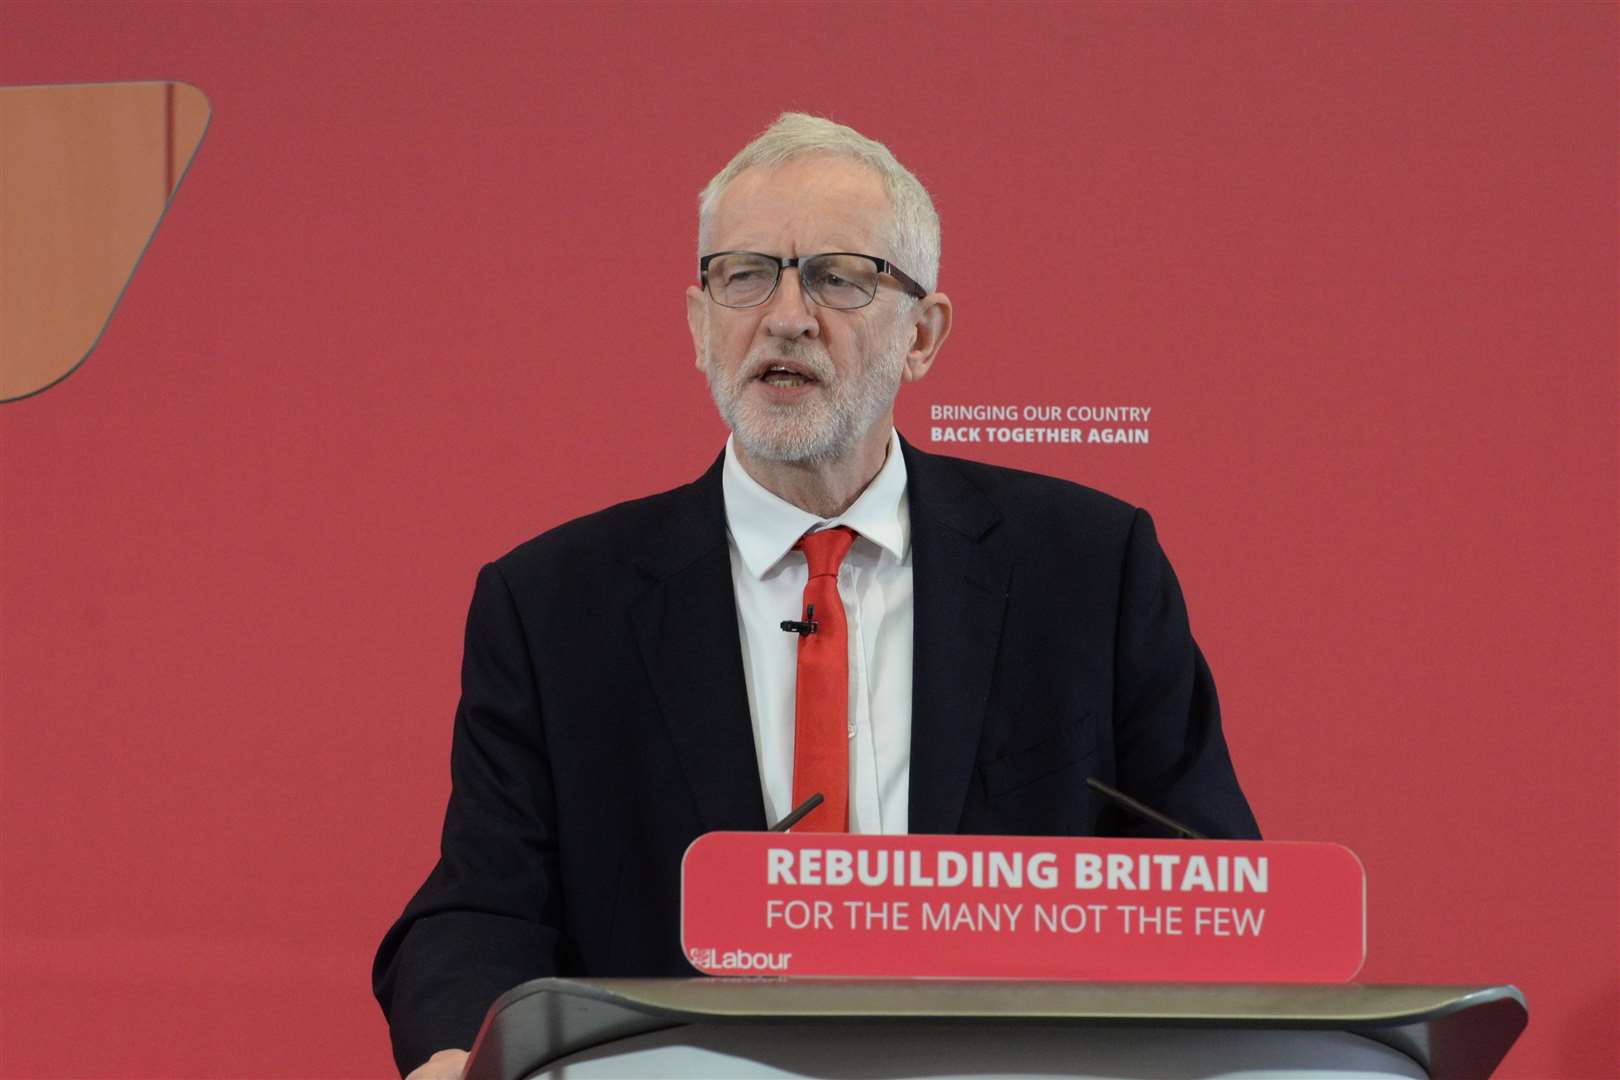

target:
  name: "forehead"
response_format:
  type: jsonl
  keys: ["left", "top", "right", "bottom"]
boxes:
{"left": 709, "top": 154, "right": 893, "bottom": 256}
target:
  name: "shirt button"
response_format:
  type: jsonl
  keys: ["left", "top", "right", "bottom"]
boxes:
{"left": 848, "top": 723, "right": 856, "bottom": 739}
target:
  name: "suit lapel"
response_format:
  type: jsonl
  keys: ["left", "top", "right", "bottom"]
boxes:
{"left": 624, "top": 441, "right": 1010, "bottom": 837}
{"left": 903, "top": 439, "right": 1012, "bottom": 834}
{"left": 628, "top": 456, "right": 768, "bottom": 832}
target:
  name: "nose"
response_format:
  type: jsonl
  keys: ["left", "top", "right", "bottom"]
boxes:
{"left": 762, "top": 267, "right": 819, "bottom": 340}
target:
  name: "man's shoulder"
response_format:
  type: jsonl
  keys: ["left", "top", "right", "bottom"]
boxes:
{"left": 905, "top": 443, "right": 1141, "bottom": 535}
{"left": 489, "top": 461, "right": 722, "bottom": 585}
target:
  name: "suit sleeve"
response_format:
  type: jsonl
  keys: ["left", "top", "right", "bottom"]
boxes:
{"left": 372, "top": 563, "right": 565, "bottom": 1076}
{"left": 1111, "top": 508, "right": 1261, "bottom": 840}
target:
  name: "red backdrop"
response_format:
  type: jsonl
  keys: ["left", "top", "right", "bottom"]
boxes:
{"left": 1, "top": 4, "right": 1614, "bottom": 1077}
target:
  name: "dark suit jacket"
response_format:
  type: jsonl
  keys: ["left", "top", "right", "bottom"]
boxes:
{"left": 372, "top": 439, "right": 1259, "bottom": 1074}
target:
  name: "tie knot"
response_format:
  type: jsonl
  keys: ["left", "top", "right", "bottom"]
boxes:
{"left": 795, "top": 526, "right": 856, "bottom": 577}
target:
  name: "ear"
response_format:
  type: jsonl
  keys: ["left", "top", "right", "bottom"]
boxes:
{"left": 899, "top": 291, "right": 952, "bottom": 384}
{"left": 685, "top": 284, "right": 708, "bottom": 372}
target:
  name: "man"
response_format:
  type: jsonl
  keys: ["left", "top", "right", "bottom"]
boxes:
{"left": 374, "top": 113, "right": 1259, "bottom": 1080}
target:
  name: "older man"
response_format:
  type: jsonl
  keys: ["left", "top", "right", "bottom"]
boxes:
{"left": 374, "top": 114, "right": 1258, "bottom": 1079}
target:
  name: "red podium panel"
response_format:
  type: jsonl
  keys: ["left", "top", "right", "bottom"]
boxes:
{"left": 682, "top": 833, "right": 1364, "bottom": 982}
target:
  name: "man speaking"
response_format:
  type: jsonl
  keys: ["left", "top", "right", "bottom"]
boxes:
{"left": 374, "top": 113, "right": 1259, "bottom": 1079}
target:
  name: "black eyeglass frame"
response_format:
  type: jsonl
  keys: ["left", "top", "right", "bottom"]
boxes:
{"left": 699, "top": 251, "right": 929, "bottom": 309}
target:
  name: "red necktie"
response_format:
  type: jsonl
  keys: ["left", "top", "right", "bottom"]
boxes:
{"left": 791, "top": 526, "right": 856, "bottom": 832}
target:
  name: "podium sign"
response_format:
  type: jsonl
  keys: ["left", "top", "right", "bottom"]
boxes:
{"left": 682, "top": 834, "right": 1364, "bottom": 982}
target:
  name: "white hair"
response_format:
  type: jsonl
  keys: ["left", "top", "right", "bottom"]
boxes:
{"left": 697, "top": 113, "right": 941, "bottom": 294}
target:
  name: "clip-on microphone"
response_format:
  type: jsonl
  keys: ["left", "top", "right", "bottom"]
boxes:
{"left": 779, "top": 604, "right": 818, "bottom": 636}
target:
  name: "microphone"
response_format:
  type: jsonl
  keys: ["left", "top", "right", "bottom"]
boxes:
{"left": 769, "top": 792, "right": 824, "bottom": 832}
{"left": 1085, "top": 777, "right": 1207, "bottom": 840}
{"left": 779, "top": 603, "right": 819, "bottom": 636}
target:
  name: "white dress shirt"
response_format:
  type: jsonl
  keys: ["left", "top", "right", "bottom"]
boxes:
{"left": 722, "top": 429, "right": 913, "bottom": 834}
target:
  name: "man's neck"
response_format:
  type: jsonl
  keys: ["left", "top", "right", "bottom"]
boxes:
{"left": 734, "top": 430, "right": 892, "bottom": 519}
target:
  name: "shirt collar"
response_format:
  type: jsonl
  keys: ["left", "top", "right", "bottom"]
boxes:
{"left": 722, "top": 428, "right": 910, "bottom": 580}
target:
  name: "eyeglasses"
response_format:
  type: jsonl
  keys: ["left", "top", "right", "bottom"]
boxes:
{"left": 699, "top": 251, "right": 928, "bottom": 310}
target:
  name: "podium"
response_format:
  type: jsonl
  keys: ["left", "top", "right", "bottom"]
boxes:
{"left": 461, "top": 977, "right": 1527, "bottom": 1080}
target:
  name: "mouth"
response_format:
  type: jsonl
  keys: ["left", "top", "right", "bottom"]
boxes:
{"left": 754, "top": 360, "right": 820, "bottom": 389}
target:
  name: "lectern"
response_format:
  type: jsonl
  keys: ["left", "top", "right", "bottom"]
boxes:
{"left": 460, "top": 977, "right": 1527, "bottom": 1080}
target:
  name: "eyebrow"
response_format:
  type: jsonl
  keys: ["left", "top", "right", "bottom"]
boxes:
{"left": 722, "top": 238, "right": 871, "bottom": 255}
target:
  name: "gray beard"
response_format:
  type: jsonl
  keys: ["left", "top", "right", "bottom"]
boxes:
{"left": 703, "top": 329, "right": 906, "bottom": 465}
